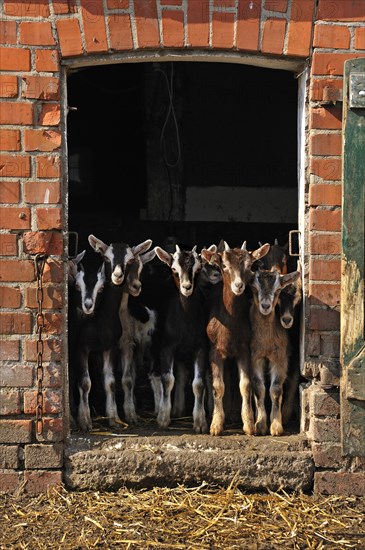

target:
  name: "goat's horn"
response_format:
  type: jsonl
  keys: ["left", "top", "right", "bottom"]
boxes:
{"left": 175, "top": 244, "right": 181, "bottom": 253}
{"left": 274, "top": 238, "right": 279, "bottom": 245}
{"left": 241, "top": 241, "right": 247, "bottom": 251}
{"left": 224, "top": 241, "right": 230, "bottom": 251}
{"left": 258, "top": 241, "right": 263, "bottom": 247}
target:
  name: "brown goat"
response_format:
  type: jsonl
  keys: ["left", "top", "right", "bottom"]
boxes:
{"left": 201, "top": 241, "right": 270, "bottom": 436}
{"left": 249, "top": 268, "right": 300, "bottom": 436}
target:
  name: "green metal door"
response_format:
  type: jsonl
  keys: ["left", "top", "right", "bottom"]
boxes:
{"left": 341, "top": 58, "right": 365, "bottom": 457}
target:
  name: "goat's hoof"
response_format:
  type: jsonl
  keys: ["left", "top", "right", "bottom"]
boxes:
{"left": 270, "top": 421, "right": 284, "bottom": 436}
{"left": 243, "top": 423, "right": 255, "bottom": 436}
{"left": 210, "top": 423, "right": 223, "bottom": 436}
{"left": 194, "top": 422, "right": 208, "bottom": 434}
{"left": 157, "top": 414, "right": 171, "bottom": 429}
{"left": 254, "top": 420, "right": 268, "bottom": 435}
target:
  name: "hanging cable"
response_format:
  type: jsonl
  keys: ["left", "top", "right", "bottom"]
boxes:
{"left": 156, "top": 62, "right": 181, "bottom": 168}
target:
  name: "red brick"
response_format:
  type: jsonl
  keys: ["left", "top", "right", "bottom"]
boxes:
{"left": 108, "top": 14, "right": 133, "bottom": 50}
{"left": 24, "top": 341, "right": 62, "bottom": 365}
{"left": 0, "top": 420, "right": 33, "bottom": 443}
{"left": 20, "top": 22, "right": 55, "bottom": 45}
{"left": 162, "top": 10, "right": 185, "bottom": 48}
{"left": 306, "top": 332, "right": 321, "bottom": 356}
{"left": 317, "top": 1, "right": 365, "bottom": 22}
{"left": 0, "top": 207, "right": 31, "bottom": 230}
{"left": 310, "top": 307, "right": 340, "bottom": 331}
{"left": 311, "top": 416, "right": 340, "bottom": 442}
{"left": 23, "top": 231, "right": 63, "bottom": 256}
{"left": 0, "top": 234, "right": 17, "bottom": 256}
{"left": 36, "top": 207, "right": 62, "bottom": 230}
{"left": 22, "top": 76, "right": 59, "bottom": 100}
{"left": 310, "top": 78, "right": 343, "bottom": 101}
{"left": 212, "top": 11, "right": 235, "bottom": 49}
{"left": 261, "top": 18, "right": 286, "bottom": 54}
{"left": 312, "top": 442, "right": 346, "bottom": 468}
{"left": 56, "top": 19, "right": 83, "bottom": 57}
{"left": 0, "top": 312, "right": 32, "bottom": 335}
{"left": 0, "top": 155, "right": 31, "bottom": 178}
{"left": 25, "top": 285, "right": 62, "bottom": 309}
{"left": 309, "top": 208, "right": 341, "bottom": 231}
{"left": 0, "top": 130, "right": 21, "bottom": 152}
{"left": 310, "top": 158, "right": 341, "bottom": 180}
{"left": 42, "top": 312, "right": 63, "bottom": 335}
{"left": 0, "top": 286, "right": 21, "bottom": 308}
{"left": 236, "top": 1, "right": 260, "bottom": 52}
{"left": 310, "top": 133, "right": 342, "bottom": 156}
{"left": 35, "top": 49, "right": 60, "bottom": 72}
{"left": 0, "top": 471, "right": 22, "bottom": 494}
{"left": 0, "top": 101, "right": 33, "bottom": 125}
{"left": 309, "top": 283, "right": 340, "bottom": 307}
{"left": 0, "top": 446, "right": 19, "bottom": 469}
{"left": 24, "top": 181, "right": 61, "bottom": 204}
{"left": 36, "top": 155, "right": 61, "bottom": 178}
{"left": 52, "top": 0, "right": 78, "bottom": 15}
{"left": 214, "top": 0, "right": 236, "bottom": 7}
{"left": 107, "top": 0, "right": 130, "bottom": 7}
{"left": 287, "top": 0, "right": 315, "bottom": 57}
{"left": 0, "top": 259, "right": 34, "bottom": 281}
{"left": 24, "top": 470, "right": 63, "bottom": 495}
{"left": 0, "top": 21, "right": 17, "bottom": 44}
{"left": 24, "top": 444, "right": 63, "bottom": 469}
{"left": 312, "top": 52, "right": 365, "bottom": 76}
{"left": 187, "top": 0, "right": 209, "bottom": 47}
{"left": 312, "top": 389, "right": 340, "bottom": 416}
{"left": 0, "top": 75, "right": 18, "bottom": 98}
{"left": 134, "top": 0, "right": 160, "bottom": 48}
{"left": 24, "top": 389, "right": 63, "bottom": 415}
{"left": 4, "top": 1, "right": 50, "bottom": 18}
{"left": 310, "top": 106, "right": 342, "bottom": 130}
{"left": 0, "top": 340, "right": 19, "bottom": 361}
{"left": 38, "top": 104, "right": 61, "bottom": 126}
{"left": 80, "top": 0, "right": 108, "bottom": 53}
{"left": 0, "top": 180, "right": 20, "bottom": 203}
{"left": 0, "top": 390, "right": 21, "bottom": 415}
{"left": 41, "top": 260, "right": 63, "bottom": 284}
{"left": 24, "top": 129, "right": 61, "bottom": 152}
{"left": 309, "top": 184, "right": 341, "bottom": 206}
{"left": 264, "top": 0, "right": 287, "bottom": 11}
{"left": 309, "top": 233, "right": 341, "bottom": 255}
{"left": 37, "top": 418, "right": 64, "bottom": 442}
{"left": 310, "top": 258, "right": 341, "bottom": 281}
{"left": 320, "top": 333, "right": 340, "bottom": 357}
{"left": 313, "top": 24, "right": 351, "bottom": 49}
{"left": 314, "top": 472, "right": 365, "bottom": 497}
{"left": 355, "top": 27, "right": 365, "bottom": 50}
{"left": 0, "top": 48, "right": 31, "bottom": 71}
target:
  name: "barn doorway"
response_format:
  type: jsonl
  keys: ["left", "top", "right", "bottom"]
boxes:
{"left": 66, "top": 60, "right": 303, "bottom": 436}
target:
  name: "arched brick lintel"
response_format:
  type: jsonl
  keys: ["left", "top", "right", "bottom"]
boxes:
{"left": 51, "top": 0, "right": 315, "bottom": 60}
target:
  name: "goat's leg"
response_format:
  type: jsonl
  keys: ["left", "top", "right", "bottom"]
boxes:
{"left": 103, "top": 349, "right": 122, "bottom": 427}
{"left": 210, "top": 353, "right": 225, "bottom": 436}
{"left": 252, "top": 357, "right": 267, "bottom": 435}
{"left": 156, "top": 350, "right": 175, "bottom": 429}
{"left": 172, "top": 362, "right": 188, "bottom": 418}
{"left": 121, "top": 344, "right": 138, "bottom": 424}
{"left": 269, "top": 357, "right": 288, "bottom": 436}
{"left": 282, "top": 362, "right": 300, "bottom": 426}
{"left": 77, "top": 350, "right": 92, "bottom": 432}
{"left": 149, "top": 366, "right": 162, "bottom": 416}
{"left": 237, "top": 351, "right": 255, "bottom": 435}
{"left": 192, "top": 349, "right": 208, "bottom": 434}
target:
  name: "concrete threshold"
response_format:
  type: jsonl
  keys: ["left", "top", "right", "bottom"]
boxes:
{"left": 64, "top": 423, "right": 314, "bottom": 492}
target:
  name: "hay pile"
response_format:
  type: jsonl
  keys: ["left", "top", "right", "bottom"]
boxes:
{"left": 1, "top": 481, "right": 364, "bottom": 549}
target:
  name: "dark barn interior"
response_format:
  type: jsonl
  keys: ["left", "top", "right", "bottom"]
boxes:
{"left": 66, "top": 61, "right": 301, "bottom": 432}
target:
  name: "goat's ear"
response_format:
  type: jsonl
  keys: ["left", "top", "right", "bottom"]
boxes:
{"left": 140, "top": 248, "right": 156, "bottom": 264}
{"left": 252, "top": 242, "right": 270, "bottom": 261}
{"left": 207, "top": 244, "right": 217, "bottom": 253}
{"left": 132, "top": 239, "right": 153, "bottom": 257}
{"left": 75, "top": 250, "right": 86, "bottom": 264}
{"left": 217, "top": 239, "right": 225, "bottom": 253}
{"left": 88, "top": 234, "right": 108, "bottom": 255}
{"left": 280, "top": 270, "right": 300, "bottom": 288}
{"left": 200, "top": 249, "right": 214, "bottom": 263}
{"left": 155, "top": 246, "right": 172, "bottom": 267}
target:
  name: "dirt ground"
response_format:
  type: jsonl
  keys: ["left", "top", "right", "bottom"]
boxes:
{"left": 1, "top": 481, "right": 365, "bottom": 549}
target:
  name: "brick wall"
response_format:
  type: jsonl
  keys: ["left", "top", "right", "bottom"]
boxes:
{"left": 0, "top": 0, "right": 364, "bottom": 495}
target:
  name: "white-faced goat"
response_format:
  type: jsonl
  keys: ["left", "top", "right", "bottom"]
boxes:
{"left": 73, "top": 234, "right": 153, "bottom": 431}
{"left": 201, "top": 241, "right": 270, "bottom": 436}
{"left": 249, "top": 268, "right": 300, "bottom": 436}
{"left": 150, "top": 244, "right": 209, "bottom": 434}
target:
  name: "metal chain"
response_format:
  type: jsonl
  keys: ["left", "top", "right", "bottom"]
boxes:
{"left": 34, "top": 253, "right": 48, "bottom": 435}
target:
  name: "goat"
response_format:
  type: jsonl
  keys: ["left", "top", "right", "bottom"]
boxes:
{"left": 150, "top": 244, "right": 208, "bottom": 434}
{"left": 74, "top": 234, "right": 153, "bottom": 431}
{"left": 201, "top": 241, "right": 270, "bottom": 436}
{"left": 249, "top": 268, "right": 300, "bottom": 436}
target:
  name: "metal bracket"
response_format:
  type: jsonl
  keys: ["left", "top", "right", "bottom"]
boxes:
{"left": 289, "top": 230, "right": 301, "bottom": 257}
{"left": 349, "top": 73, "right": 365, "bottom": 109}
